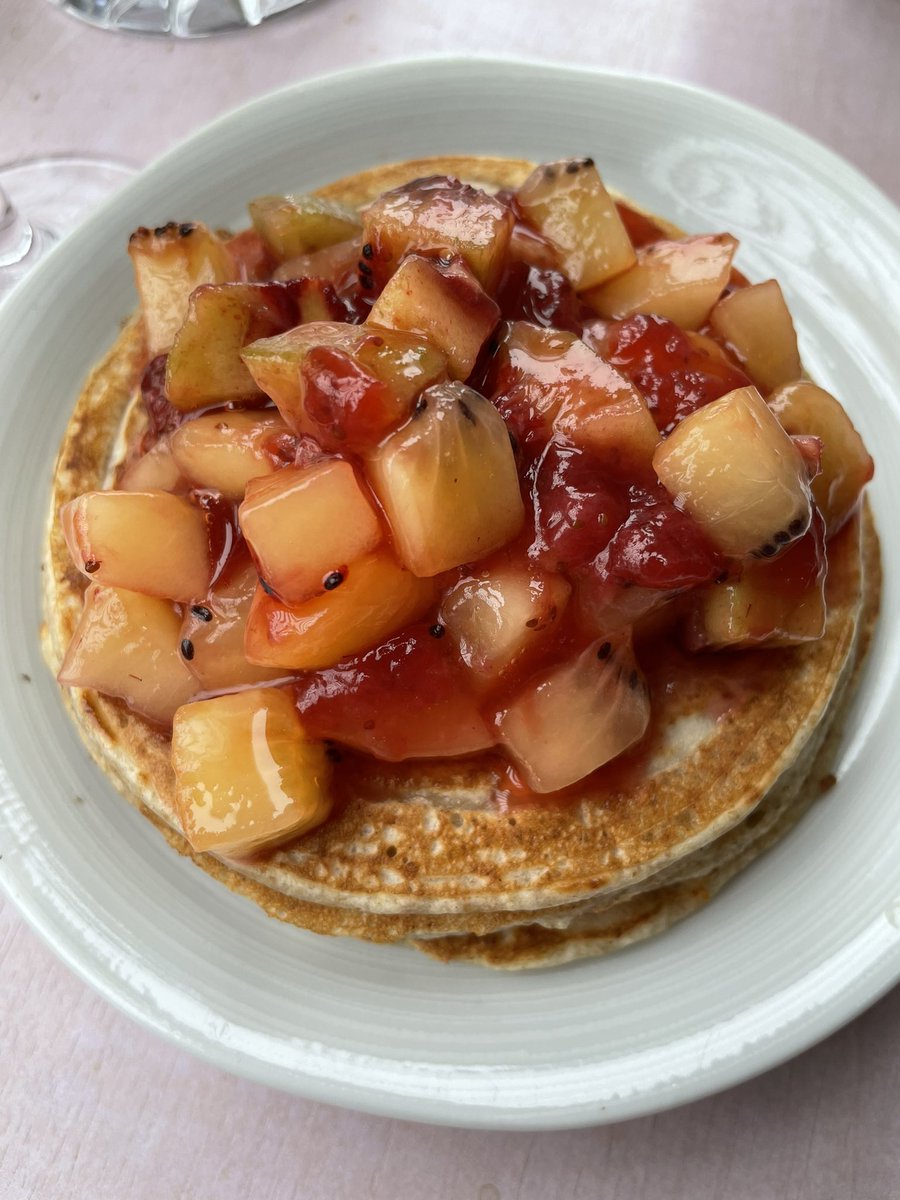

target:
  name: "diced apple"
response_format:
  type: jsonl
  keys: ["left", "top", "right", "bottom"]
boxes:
{"left": 440, "top": 563, "right": 571, "bottom": 677}
{"left": 768, "top": 381, "right": 874, "bottom": 533}
{"left": 244, "top": 551, "right": 436, "bottom": 670}
{"left": 128, "top": 221, "right": 239, "bottom": 356}
{"left": 249, "top": 193, "right": 361, "bottom": 260}
{"left": 507, "top": 222, "right": 562, "bottom": 271}
{"left": 652, "top": 386, "right": 812, "bottom": 559}
{"left": 273, "top": 238, "right": 360, "bottom": 286}
{"left": 58, "top": 584, "right": 197, "bottom": 726}
{"left": 708, "top": 280, "right": 802, "bottom": 394}
{"left": 118, "top": 441, "right": 185, "bottom": 493}
{"left": 583, "top": 234, "right": 738, "bottom": 330}
{"left": 239, "top": 459, "right": 382, "bottom": 604}
{"left": 172, "top": 688, "right": 332, "bottom": 856}
{"left": 170, "top": 410, "right": 292, "bottom": 501}
{"left": 223, "top": 228, "right": 277, "bottom": 281}
{"left": 367, "top": 382, "right": 524, "bottom": 577}
{"left": 493, "top": 635, "right": 650, "bottom": 793}
{"left": 362, "top": 175, "right": 514, "bottom": 291}
{"left": 62, "top": 490, "right": 210, "bottom": 603}
{"left": 366, "top": 253, "right": 499, "bottom": 379}
{"left": 516, "top": 157, "right": 636, "bottom": 290}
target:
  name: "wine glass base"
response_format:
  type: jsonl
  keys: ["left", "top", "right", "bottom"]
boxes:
{"left": 0, "top": 155, "right": 134, "bottom": 298}
{"left": 49, "top": 0, "right": 312, "bottom": 37}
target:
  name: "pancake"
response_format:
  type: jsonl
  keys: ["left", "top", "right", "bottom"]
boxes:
{"left": 42, "top": 156, "right": 879, "bottom": 965}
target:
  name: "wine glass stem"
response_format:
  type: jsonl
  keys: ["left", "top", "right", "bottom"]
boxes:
{"left": 0, "top": 184, "right": 35, "bottom": 269}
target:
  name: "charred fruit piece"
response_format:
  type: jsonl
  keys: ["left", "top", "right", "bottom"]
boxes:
{"left": 653, "top": 386, "right": 812, "bottom": 559}
{"left": 361, "top": 175, "right": 514, "bottom": 291}
{"left": 366, "top": 253, "right": 500, "bottom": 379}
{"left": 768, "top": 381, "right": 873, "bottom": 534}
{"left": 248, "top": 194, "right": 361, "bottom": 260}
{"left": 61, "top": 490, "right": 210, "bottom": 603}
{"left": 244, "top": 550, "right": 436, "bottom": 671}
{"left": 128, "top": 221, "right": 238, "bottom": 356}
{"left": 516, "top": 158, "right": 636, "bottom": 290}
{"left": 583, "top": 234, "right": 737, "bottom": 330}
{"left": 708, "top": 280, "right": 802, "bottom": 394}
{"left": 528, "top": 440, "right": 629, "bottom": 571}
{"left": 367, "top": 381, "right": 524, "bottom": 577}
{"left": 494, "top": 634, "right": 650, "bottom": 793}
{"left": 295, "top": 625, "right": 495, "bottom": 760}
{"left": 170, "top": 410, "right": 292, "bottom": 501}
{"left": 172, "top": 687, "right": 332, "bottom": 856}
{"left": 58, "top": 584, "right": 197, "bottom": 726}
{"left": 240, "top": 459, "right": 382, "bottom": 605}
{"left": 441, "top": 563, "right": 571, "bottom": 678}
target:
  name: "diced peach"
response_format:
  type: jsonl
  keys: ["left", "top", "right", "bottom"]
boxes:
{"left": 170, "top": 410, "right": 292, "bottom": 501}
{"left": 367, "top": 382, "right": 524, "bottom": 577}
{"left": 516, "top": 158, "right": 636, "bottom": 290}
{"left": 366, "top": 253, "right": 499, "bottom": 379}
{"left": 128, "top": 221, "right": 239, "bottom": 356}
{"left": 58, "top": 584, "right": 197, "bottom": 726}
{"left": 362, "top": 175, "right": 514, "bottom": 291}
{"left": 172, "top": 688, "right": 332, "bottom": 855}
{"left": 249, "top": 193, "right": 361, "bottom": 260}
{"left": 118, "top": 441, "right": 185, "bottom": 493}
{"left": 239, "top": 459, "right": 382, "bottom": 604}
{"left": 583, "top": 234, "right": 738, "bottom": 330}
{"left": 244, "top": 551, "right": 436, "bottom": 670}
{"left": 768, "top": 381, "right": 874, "bottom": 533}
{"left": 653, "top": 386, "right": 812, "bottom": 559}
{"left": 708, "top": 280, "right": 802, "bottom": 394}
{"left": 441, "top": 564, "right": 571, "bottom": 677}
{"left": 62, "top": 490, "right": 210, "bottom": 603}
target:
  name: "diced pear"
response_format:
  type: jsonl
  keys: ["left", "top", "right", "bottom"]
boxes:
{"left": 119, "top": 441, "right": 185, "bottom": 493}
{"left": 516, "top": 158, "right": 636, "bottom": 290}
{"left": 366, "top": 382, "right": 524, "bottom": 577}
{"left": 170, "top": 410, "right": 291, "bottom": 501}
{"left": 172, "top": 688, "right": 332, "bottom": 856}
{"left": 273, "top": 238, "right": 360, "bottom": 285}
{"left": 708, "top": 280, "right": 802, "bottom": 393}
{"left": 223, "top": 228, "right": 277, "bottom": 282}
{"left": 249, "top": 194, "right": 361, "bottom": 260}
{"left": 583, "top": 234, "right": 737, "bottom": 330}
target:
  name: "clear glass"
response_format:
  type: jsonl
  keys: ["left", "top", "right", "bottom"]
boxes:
{"left": 0, "top": 156, "right": 135, "bottom": 299}
{"left": 48, "top": 0, "right": 312, "bottom": 36}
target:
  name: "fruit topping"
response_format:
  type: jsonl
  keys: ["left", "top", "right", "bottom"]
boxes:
{"left": 495, "top": 262, "right": 582, "bottom": 333}
{"left": 119, "top": 440, "right": 185, "bottom": 493}
{"left": 367, "top": 381, "right": 524, "bottom": 577}
{"left": 61, "top": 490, "right": 211, "bottom": 603}
{"left": 493, "top": 633, "right": 650, "bottom": 793}
{"left": 58, "top": 584, "right": 198, "bottom": 726}
{"left": 172, "top": 687, "right": 332, "bottom": 855}
{"left": 584, "top": 234, "right": 737, "bottom": 330}
{"left": 248, "top": 193, "right": 362, "bottom": 260}
{"left": 516, "top": 157, "right": 636, "bottom": 290}
{"left": 239, "top": 459, "right": 382, "bottom": 604}
{"left": 170, "top": 410, "right": 294, "bottom": 501}
{"left": 652, "top": 385, "right": 812, "bottom": 559}
{"left": 708, "top": 280, "right": 802, "bottom": 394}
{"left": 273, "top": 238, "right": 361, "bottom": 287}
{"left": 223, "top": 228, "right": 277, "bottom": 282}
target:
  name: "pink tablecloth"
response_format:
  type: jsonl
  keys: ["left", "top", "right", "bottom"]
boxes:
{"left": 3, "top": 1, "right": 899, "bottom": 1195}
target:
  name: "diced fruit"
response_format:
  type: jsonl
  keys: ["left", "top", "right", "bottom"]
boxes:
{"left": 244, "top": 550, "right": 436, "bottom": 670}
{"left": 62, "top": 490, "right": 210, "bottom": 603}
{"left": 653, "top": 386, "right": 812, "bottom": 558}
{"left": 599, "top": 314, "right": 752, "bottom": 434}
{"left": 768, "top": 381, "right": 873, "bottom": 533}
{"left": 170, "top": 410, "right": 293, "bottom": 500}
{"left": 528, "top": 440, "right": 629, "bottom": 571}
{"left": 273, "top": 238, "right": 360, "bottom": 286}
{"left": 172, "top": 688, "right": 332, "bottom": 855}
{"left": 583, "top": 234, "right": 737, "bottom": 330}
{"left": 249, "top": 193, "right": 361, "bottom": 260}
{"left": 180, "top": 556, "right": 288, "bottom": 691}
{"left": 362, "top": 175, "right": 514, "bottom": 291}
{"left": 139, "top": 354, "right": 186, "bottom": 448}
{"left": 223, "top": 229, "right": 277, "bottom": 281}
{"left": 496, "top": 262, "right": 581, "bottom": 334}
{"left": 166, "top": 280, "right": 345, "bottom": 411}
{"left": 366, "top": 253, "right": 499, "bottom": 379}
{"left": 441, "top": 563, "right": 571, "bottom": 677}
{"left": 367, "top": 381, "right": 524, "bottom": 577}
{"left": 58, "top": 584, "right": 197, "bottom": 725}
{"left": 242, "top": 321, "right": 447, "bottom": 450}
{"left": 240, "top": 459, "right": 382, "bottom": 604}
{"left": 686, "top": 513, "right": 827, "bottom": 649}
{"left": 614, "top": 200, "right": 668, "bottom": 249}
{"left": 128, "top": 222, "right": 238, "bottom": 356}
{"left": 516, "top": 158, "right": 636, "bottom": 290}
{"left": 119, "top": 441, "right": 185, "bottom": 493}
{"left": 295, "top": 625, "right": 495, "bottom": 760}
{"left": 708, "top": 280, "right": 802, "bottom": 393}
{"left": 506, "top": 222, "right": 562, "bottom": 271}
{"left": 494, "top": 635, "right": 650, "bottom": 793}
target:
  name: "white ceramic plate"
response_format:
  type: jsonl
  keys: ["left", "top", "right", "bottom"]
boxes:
{"left": 1, "top": 60, "right": 899, "bottom": 1131}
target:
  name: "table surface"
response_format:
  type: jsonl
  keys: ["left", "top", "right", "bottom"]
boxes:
{"left": 3, "top": 1, "right": 900, "bottom": 1196}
